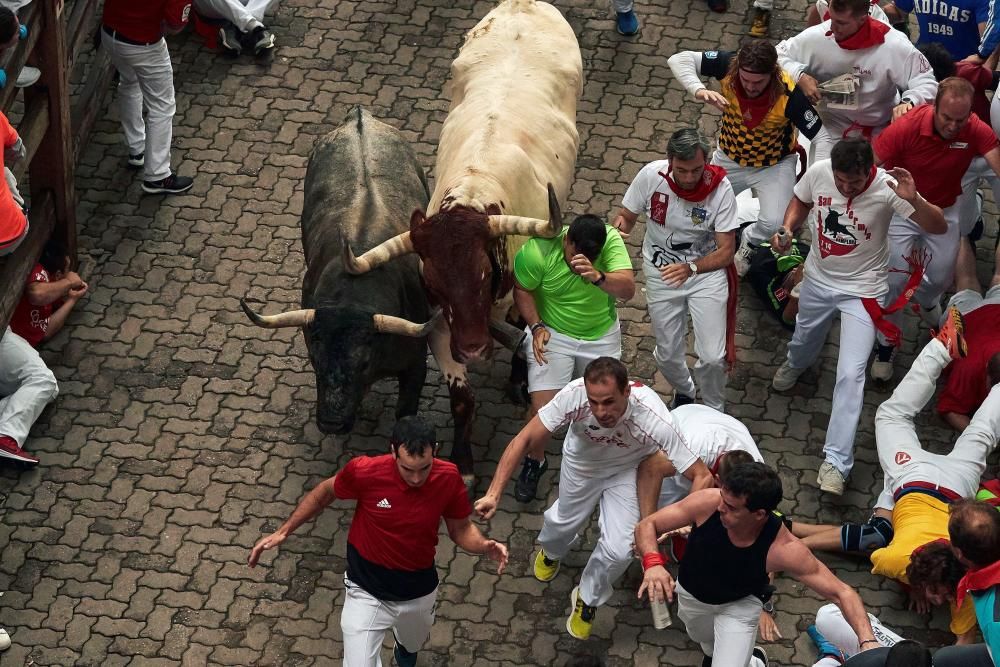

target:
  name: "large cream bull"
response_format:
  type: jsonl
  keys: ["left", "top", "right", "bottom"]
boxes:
{"left": 344, "top": 0, "right": 583, "bottom": 480}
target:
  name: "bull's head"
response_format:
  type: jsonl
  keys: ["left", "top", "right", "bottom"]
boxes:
{"left": 342, "top": 184, "right": 562, "bottom": 364}
{"left": 240, "top": 298, "right": 438, "bottom": 434}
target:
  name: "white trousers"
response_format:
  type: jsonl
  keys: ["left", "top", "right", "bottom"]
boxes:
{"left": 675, "top": 582, "right": 765, "bottom": 667}
{"left": 340, "top": 576, "right": 437, "bottom": 667}
{"left": 612, "top": 0, "right": 633, "bottom": 13}
{"left": 786, "top": 277, "right": 878, "bottom": 476}
{"left": 808, "top": 122, "right": 886, "bottom": 166}
{"left": 646, "top": 269, "right": 729, "bottom": 411}
{"left": 957, "top": 156, "right": 1000, "bottom": 236}
{"left": 877, "top": 206, "right": 962, "bottom": 346}
{"left": 537, "top": 462, "right": 639, "bottom": 608}
{"left": 811, "top": 604, "right": 902, "bottom": 666}
{"left": 194, "top": 0, "right": 278, "bottom": 31}
{"left": 876, "top": 338, "right": 1000, "bottom": 498}
{"left": 523, "top": 321, "right": 621, "bottom": 393}
{"left": 0, "top": 327, "right": 58, "bottom": 446}
{"left": 712, "top": 150, "right": 798, "bottom": 245}
{"left": 101, "top": 34, "right": 175, "bottom": 182}
{"left": 948, "top": 284, "right": 1000, "bottom": 315}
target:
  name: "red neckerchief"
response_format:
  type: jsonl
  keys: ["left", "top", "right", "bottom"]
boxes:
{"left": 731, "top": 77, "right": 772, "bottom": 130}
{"left": 827, "top": 16, "right": 890, "bottom": 50}
{"left": 956, "top": 559, "right": 1000, "bottom": 608}
{"left": 662, "top": 164, "right": 728, "bottom": 202}
{"left": 846, "top": 165, "right": 877, "bottom": 208}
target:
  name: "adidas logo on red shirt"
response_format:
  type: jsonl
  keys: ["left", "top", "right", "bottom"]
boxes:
{"left": 376, "top": 498, "right": 392, "bottom": 509}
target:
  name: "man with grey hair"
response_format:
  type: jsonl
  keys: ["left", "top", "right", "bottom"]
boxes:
{"left": 613, "top": 128, "right": 738, "bottom": 412}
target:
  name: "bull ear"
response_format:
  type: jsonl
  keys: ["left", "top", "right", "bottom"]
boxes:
{"left": 409, "top": 209, "right": 427, "bottom": 232}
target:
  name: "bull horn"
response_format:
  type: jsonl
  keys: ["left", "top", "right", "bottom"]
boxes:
{"left": 487, "top": 183, "right": 563, "bottom": 238}
{"left": 240, "top": 298, "right": 315, "bottom": 328}
{"left": 488, "top": 319, "right": 528, "bottom": 356}
{"left": 373, "top": 309, "right": 441, "bottom": 337}
{"left": 343, "top": 232, "right": 415, "bottom": 275}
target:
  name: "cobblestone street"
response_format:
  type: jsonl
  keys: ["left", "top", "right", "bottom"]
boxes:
{"left": 0, "top": 0, "right": 997, "bottom": 664}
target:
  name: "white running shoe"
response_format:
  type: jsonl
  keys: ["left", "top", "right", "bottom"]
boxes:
{"left": 817, "top": 462, "right": 846, "bottom": 495}
{"left": 772, "top": 360, "right": 803, "bottom": 391}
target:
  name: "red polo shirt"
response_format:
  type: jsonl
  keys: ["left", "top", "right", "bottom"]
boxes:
{"left": 954, "top": 61, "right": 994, "bottom": 123}
{"left": 9, "top": 263, "right": 52, "bottom": 348}
{"left": 103, "top": 0, "right": 191, "bottom": 43}
{"left": 874, "top": 104, "right": 998, "bottom": 209}
{"left": 334, "top": 454, "right": 471, "bottom": 572}
{"left": 937, "top": 304, "right": 1000, "bottom": 418}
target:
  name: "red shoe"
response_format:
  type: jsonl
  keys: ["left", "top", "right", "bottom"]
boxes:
{"left": 0, "top": 435, "right": 39, "bottom": 465}
{"left": 935, "top": 306, "right": 968, "bottom": 360}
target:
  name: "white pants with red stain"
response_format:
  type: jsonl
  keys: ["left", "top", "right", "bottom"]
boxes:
{"left": 194, "top": 0, "right": 279, "bottom": 32}
{"left": 340, "top": 576, "right": 437, "bottom": 667}
{"left": 101, "top": 33, "right": 175, "bottom": 183}
{"left": 876, "top": 338, "right": 1000, "bottom": 499}
{"left": 646, "top": 268, "right": 729, "bottom": 412}
{"left": 785, "top": 277, "right": 879, "bottom": 477}
{"left": 675, "top": 582, "right": 766, "bottom": 667}
{"left": 0, "top": 327, "right": 57, "bottom": 447}
{"left": 537, "top": 462, "right": 639, "bottom": 608}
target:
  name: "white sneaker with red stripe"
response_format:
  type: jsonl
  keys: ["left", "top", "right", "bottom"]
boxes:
{"left": 0, "top": 435, "right": 39, "bottom": 465}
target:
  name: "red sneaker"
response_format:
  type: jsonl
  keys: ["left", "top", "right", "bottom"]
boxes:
{"left": 0, "top": 435, "right": 39, "bottom": 465}
{"left": 935, "top": 307, "right": 968, "bottom": 360}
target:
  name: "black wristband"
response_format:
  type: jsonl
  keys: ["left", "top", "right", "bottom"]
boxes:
{"left": 530, "top": 322, "right": 546, "bottom": 334}
{"left": 592, "top": 271, "right": 607, "bottom": 286}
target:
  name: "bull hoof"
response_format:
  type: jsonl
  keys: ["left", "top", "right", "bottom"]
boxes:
{"left": 506, "top": 381, "right": 529, "bottom": 407}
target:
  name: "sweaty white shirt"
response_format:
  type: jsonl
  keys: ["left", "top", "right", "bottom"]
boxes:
{"left": 793, "top": 159, "right": 915, "bottom": 298}
{"left": 538, "top": 378, "right": 698, "bottom": 477}
{"left": 621, "top": 159, "right": 739, "bottom": 270}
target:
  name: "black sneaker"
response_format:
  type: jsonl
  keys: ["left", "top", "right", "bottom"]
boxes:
{"left": 669, "top": 393, "right": 695, "bottom": 410}
{"left": 218, "top": 25, "right": 242, "bottom": 55}
{"left": 246, "top": 26, "right": 275, "bottom": 55}
{"left": 142, "top": 173, "right": 194, "bottom": 195}
{"left": 393, "top": 642, "right": 417, "bottom": 667}
{"left": 752, "top": 646, "right": 768, "bottom": 666}
{"left": 514, "top": 456, "right": 548, "bottom": 502}
{"left": 127, "top": 152, "right": 144, "bottom": 169}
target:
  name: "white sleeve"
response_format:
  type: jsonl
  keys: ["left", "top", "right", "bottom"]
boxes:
{"left": 776, "top": 35, "right": 808, "bottom": 83}
{"left": 712, "top": 181, "right": 740, "bottom": 234}
{"left": 667, "top": 51, "right": 707, "bottom": 98}
{"left": 537, "top": 383, "right": 577, "bottom": 433}
{"left": 792, "top": 165, "right": 817, "bottom": 204}
{"left": 896, "top": 44, "right": 938, "bottom": 105}
{"left": 621, "top": 165, "right": 654, "bottom": 216}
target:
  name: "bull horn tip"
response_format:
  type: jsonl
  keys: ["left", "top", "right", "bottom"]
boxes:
{"left": 239, "top": 297, "right": 264, "bottom": 325}
{"left": 342, "top": 240, "right": 364, "bottom": 274}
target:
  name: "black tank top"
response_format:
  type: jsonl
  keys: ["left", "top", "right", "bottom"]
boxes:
{"left": 678, "top": 510, "right": 782, "bottom": 605}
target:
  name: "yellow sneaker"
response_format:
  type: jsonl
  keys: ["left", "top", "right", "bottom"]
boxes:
{"left": 533, "top": 549, "right": 561, "bottom": 582}
{"left": 748, "top": 7, "right": 770, "bottom": 36}
{"left": 566, "top": 586, "right": 596, "bottom": 640}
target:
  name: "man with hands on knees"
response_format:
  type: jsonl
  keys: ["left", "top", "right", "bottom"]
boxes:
{"left": 248, "top": 416, "right": 507, "bottom": 667}
{"left": 474, "top": 356, "right": 710, "bottom": 641}
{"left": 635, "top": 462, "right": 879, "bottom": 667}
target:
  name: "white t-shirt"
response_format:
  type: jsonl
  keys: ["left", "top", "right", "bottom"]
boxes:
{"left": 538, "top": 378, "right": 698, "bottom": 477}
{"left": 659, "top": 404, "right": 764, "bottom": 500}
{"left": 621, "top": 160, "right": 739, "bottom": 271}
{"left": 793, "top": 159, "right": 915, "bottom": 298}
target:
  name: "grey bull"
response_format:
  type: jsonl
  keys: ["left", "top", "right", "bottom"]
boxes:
{"left": 241, "top": 107, "right": 436, "bottom": 435}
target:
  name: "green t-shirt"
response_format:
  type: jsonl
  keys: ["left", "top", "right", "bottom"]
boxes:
{"left": 513, "top": 226, "right": 632, "bottom": 341}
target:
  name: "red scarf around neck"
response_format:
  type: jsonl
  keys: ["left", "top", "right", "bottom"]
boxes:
{"left": 956, "top": 559, "right": 1000, "bottom": 608}
{"left": 827, "top": 16, "right": 890, "bottom": 50}
{"left": 663, "top": 164, "right": 728, "bottom": 202}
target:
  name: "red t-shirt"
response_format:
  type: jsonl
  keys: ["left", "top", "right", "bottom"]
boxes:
{"left": 937, "top": 304, "right": 1000, "bottom": 417}
{"left": 954, "top": 61, "right": 994, "bottom": 123}
{"left": 334, "top": 454, "right": 471, "bottom": 571}
{"left": 9, "top": 263, "right": 51, "bottom": 348}
{"left": 874, "top": 104, "right": 998, "bottom": 208}
{"left": 0, "top": 112, "right": 25, "bottom": 253}
{"left": 103, "top": 0, "right": 191, "bottom": 43}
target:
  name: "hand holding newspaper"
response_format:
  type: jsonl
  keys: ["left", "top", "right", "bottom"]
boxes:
{"left": 818, "top": 73, "right": 859, "bottom": 111}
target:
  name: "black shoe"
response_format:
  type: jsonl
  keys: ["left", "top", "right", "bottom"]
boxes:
{"left": 218, "top": 25, "right": 242, "bottom": 55}
{"left": 752, "top": 646, "right": 768, "bottom": 666}
{"left": 514, "top": 456, "right": 548, "bottom": 502}
{"left": 142, "top": 173, "right": 194, "bottom": 195}
{"left": 246, "top": 26, "right": 275, "bottom": 55}
{"left": 393, "top": 642, "right": 417, "bottom": 667}
{"left": 707, "top": 0, "right": 729, "bottom": 11}
{"left": 669, "top": 393, "right": 695, "bottom": 410}
{"left": 127, "top": 152, "right": 144, "bottom": 169}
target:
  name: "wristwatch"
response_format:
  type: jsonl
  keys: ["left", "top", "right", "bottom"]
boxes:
{"left": 762, "top": 600, "right": 775, "bottom": 615}
{"left": 592, "top": 271, "right": 607, "bottom": 286}
{"left": 687, "top": 261, "right": 698, "bottom": 275}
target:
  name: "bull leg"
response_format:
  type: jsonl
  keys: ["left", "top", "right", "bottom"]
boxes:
{"left": 395, "top": 356, "right": 427, "bottom": 419}
{"left": 429, "top": 322, "right": 476, "bottom": 488}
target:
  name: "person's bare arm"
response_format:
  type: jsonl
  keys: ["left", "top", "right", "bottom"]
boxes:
{"left": 682, "top": 459, "right": 713, "bottom": 495}
{"left": 612, "top": 207, "right": 640, "bottom": 236}
{"left": 568, "top": 253, "right": 635, "bottom": 300}
{"left": 249, "top": 476, "right": 338, "bottom": 566}
{"left": 943, "top": 411, "right": 972, "bottom": 432}
{"left": 637, "top": 451, "right": 676, "bottom": 519}
{"left": 772, "top": 196, "right": 812, "bottom": 251}
{"left": 770, "top": 533, "right": 877, "bottom": 646}
{"left": 886, "top": 167, "right": 947, "bottom": 234}
{"left": 659, "top": 230, "right": 736, "bottom": 287}
{"left": 474, "top": 416, "right": 553, "bottom": 518}
{"left": 955, "top": 627, "right": 980, "bottom": 645}
{"left": 445, "top": 516, "right": 509, "bottom": 573}
{"left": 26, "top": 271, "right": 85, "bottom": 306}
{"left": 42, "top": 286, "right": 87, "bottom": 341}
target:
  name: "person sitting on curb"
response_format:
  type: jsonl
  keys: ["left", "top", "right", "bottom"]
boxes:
{"left": 9, "top": 240, "right": 89, "bottom": 347}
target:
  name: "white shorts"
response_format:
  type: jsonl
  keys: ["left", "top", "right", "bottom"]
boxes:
{"left": 523, "top": 321, "right": 621, "bottom": 393}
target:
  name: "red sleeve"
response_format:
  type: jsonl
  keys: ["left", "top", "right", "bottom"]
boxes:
{"left": 163, "top": 0, "right": 191, "bottom": 30}
{"left": 332, "top": 457, "right": 362, "bottom": 500}
{"left": 442, "top": 473, "right": 472, "bottom": 520}
{"left": 872, "top": 122, "right": 902, "bottom": 168}
{"left": 25, "top": 263, "right": 46, "bottom": 286}
{"left": 969, "top": 115, "right": 1000, "bottom": 155}
{"left": 956, "top": 61, "right": 993, "bottom": 94}
{"left": 0, "top": 113, "right": 17, "bottom": 149}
